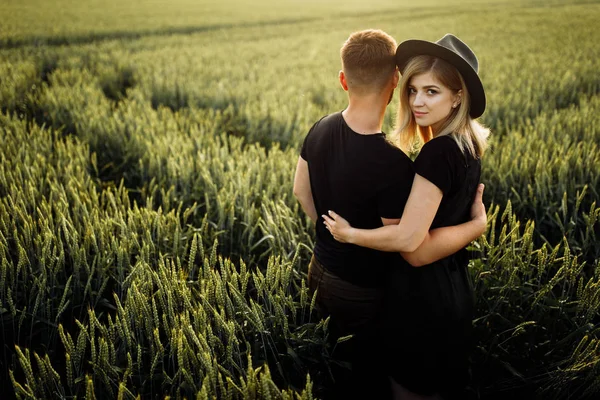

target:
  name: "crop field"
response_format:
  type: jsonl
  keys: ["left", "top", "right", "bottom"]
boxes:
{"left": 1, "top": 0, "right": 600, "bottom": 398}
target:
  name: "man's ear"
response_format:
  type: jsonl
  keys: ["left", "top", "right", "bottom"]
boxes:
{"left": 392, "top": 69, "right": 400, "bottom": 88}
{"left": 339, "top": 70, "right": 349, "bottom": 91}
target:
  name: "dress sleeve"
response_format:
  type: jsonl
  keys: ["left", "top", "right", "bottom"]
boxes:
{"left": 414, "top": 136, "right": 458, "bottom": 195}
{"left": 377, "top": 157, "right": 415, "bottom": 219}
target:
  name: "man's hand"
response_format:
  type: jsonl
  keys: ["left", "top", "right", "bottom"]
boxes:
{"left": 322, "top": 210, "right": 355, "bottom": 243}
{"left": 470, "top": 183, "right": 487, "bottom": 235}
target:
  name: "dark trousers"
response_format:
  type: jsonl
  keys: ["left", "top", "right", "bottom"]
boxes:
{"left": 308, "top": 256, "right": 390, "bottom": 399}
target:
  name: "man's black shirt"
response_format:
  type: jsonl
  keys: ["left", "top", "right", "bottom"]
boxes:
{"left": 300, "top": 112, "right": 414, "bottom": 287}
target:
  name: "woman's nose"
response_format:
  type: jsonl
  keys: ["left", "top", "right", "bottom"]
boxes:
{"left": 412, "top": 92, "right": 425, "bottom": 106}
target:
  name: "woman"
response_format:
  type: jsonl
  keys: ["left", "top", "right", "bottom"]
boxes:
{"left": 322, "top": 34, "right": 489, "bottom": 399}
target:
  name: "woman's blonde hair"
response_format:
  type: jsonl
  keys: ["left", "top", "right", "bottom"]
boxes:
{"left": 393, "top": 55, "right": 489, "bottom": 158}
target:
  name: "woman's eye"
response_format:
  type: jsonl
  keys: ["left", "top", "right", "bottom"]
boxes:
{"left": 427, "top": 89, "right": 438, "bottom": 95}
{"left": 408, "top": 88, "right": 416, "bottom": 94}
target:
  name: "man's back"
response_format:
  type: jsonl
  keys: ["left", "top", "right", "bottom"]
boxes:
{"left": 301, "top": 112, "right": 414, "bottom": 287}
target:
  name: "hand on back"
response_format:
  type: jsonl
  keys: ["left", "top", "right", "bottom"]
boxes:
{"left": 322, "top": 211, "right": 354, "bottom": 243}
{"left": 470, "top": 183, "right": 487, "bottom": 235}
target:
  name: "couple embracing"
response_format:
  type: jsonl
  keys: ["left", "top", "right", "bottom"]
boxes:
{"left": 293, "top": 29, "right": 489, "bottom": 400}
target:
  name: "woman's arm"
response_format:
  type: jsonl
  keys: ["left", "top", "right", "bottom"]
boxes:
{"left": 400, "top": 184, "right": 486, "bottom": 266}
{"left": 322, "top": 180, "right": 487, "bottom": 264}
{"left": 323, "top": 174, "right": 442, "bottom": 252}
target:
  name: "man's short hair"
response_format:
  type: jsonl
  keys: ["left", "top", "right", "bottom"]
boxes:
{"left": 340, "top": 29, "right": 397, "bottom": 95}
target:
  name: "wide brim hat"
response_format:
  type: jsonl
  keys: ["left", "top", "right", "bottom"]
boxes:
{"left": 395, "top": 34, "right": 486, "bottom": 118}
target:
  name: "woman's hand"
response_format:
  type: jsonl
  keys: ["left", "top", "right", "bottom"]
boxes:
{"left": 470, "top": 183, "right": 487, "bottom": 235}
{"left": 322, "top": 210, "right": 355, "bottom": 243}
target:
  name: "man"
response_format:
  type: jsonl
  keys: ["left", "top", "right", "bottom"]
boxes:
{"left": 293, "top": 30, "right": 486, "bottom": 398}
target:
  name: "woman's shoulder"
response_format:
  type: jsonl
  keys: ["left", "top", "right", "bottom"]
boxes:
{"left": 425, "top": 134, "right": 459, "bottom": 148}
{"left": 416, "top": 133, "right": 476, "bottom": 171}
{"left": 427, "top": 133, "right": 480, "bottom": 160}
{"left": 418, "top": 134, "right": 460, "bottom": 158}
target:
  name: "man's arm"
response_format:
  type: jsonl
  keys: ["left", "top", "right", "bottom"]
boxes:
{"left": 293, "top": 156, "right": 317, "bottom": 223}
{"left": 401, "top": 183, "right": 487, "bottom": 266}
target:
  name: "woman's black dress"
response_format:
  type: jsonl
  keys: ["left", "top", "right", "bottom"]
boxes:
{"left": 384, "top": 135, "right": 481, "bottom": 399}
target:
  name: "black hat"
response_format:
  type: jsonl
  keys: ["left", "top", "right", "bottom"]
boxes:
{"left": 395, "top": 34, "right": 486, "bottom": 118}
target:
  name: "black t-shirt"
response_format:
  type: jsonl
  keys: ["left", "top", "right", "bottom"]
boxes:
{"left": 383, "top": 134, "right": 481, "bottom": 377}
{"left": 300, "top": 112, "right": 414, "bottom": 287}
{"left": 414, "top": 135, "right": 481, "bottom": 230}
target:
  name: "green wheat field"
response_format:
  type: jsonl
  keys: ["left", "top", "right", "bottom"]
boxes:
{"left": 1, "top": 0, "right": 599, "bottom": 398}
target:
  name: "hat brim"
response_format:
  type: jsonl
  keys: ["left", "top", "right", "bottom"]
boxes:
{"left": 395, "top": 40, "right": 486, "bottom": 118}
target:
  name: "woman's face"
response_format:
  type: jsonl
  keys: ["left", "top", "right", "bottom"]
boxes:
{"left": 408, "top": 71, "right": 460, "bottom": 134}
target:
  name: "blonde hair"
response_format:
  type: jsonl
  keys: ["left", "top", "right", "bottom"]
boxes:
{"left": 340, "top": 29, "right": 397, "bottom": 95}
{"left": 394, "top": 55, "right": 489, "bottom": 158}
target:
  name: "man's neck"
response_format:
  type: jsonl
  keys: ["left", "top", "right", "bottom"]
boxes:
{"left": 342, "top": 93, "right": 388, "bottom": 135}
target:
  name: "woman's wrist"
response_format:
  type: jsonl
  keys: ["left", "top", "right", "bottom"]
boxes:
{"left": 474, "top": 216, "right": 487, "bottom": 237}
{"left": 346, "top": 227, "right": 358, "bottom": 244}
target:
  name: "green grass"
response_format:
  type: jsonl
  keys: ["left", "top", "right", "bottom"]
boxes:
{"left": 1, "top": 0, "right": 600, "bottom": 398}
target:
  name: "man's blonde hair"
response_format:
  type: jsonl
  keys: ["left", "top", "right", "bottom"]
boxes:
{"left": 340, "top": 29, "right": 397, "bottom": 95}
{"left": 394, "top": 55, "right": 489, "bottom": 158}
